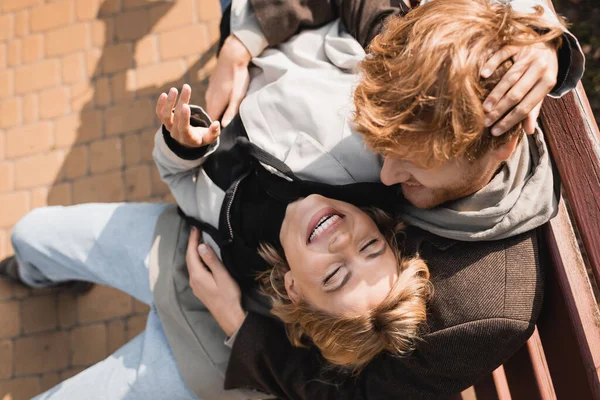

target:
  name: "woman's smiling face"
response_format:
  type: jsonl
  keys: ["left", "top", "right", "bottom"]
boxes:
{"left": 279, "top": 194, "right": 399, "bottom": 315}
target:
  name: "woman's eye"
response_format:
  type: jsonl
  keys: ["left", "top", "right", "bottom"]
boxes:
{"left": 324, "top": 266, "right": 341, "bottom": 285}
{"left": 361, "top": 238, "right": 379, "bottom": 252}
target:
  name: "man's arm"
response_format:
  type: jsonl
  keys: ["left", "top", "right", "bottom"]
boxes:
{"left": 223, "top": 313, "right": 535, "bottom": 400}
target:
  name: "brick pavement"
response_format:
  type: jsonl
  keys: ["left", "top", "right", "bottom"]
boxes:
{"left": 0, "top": 1, "right": 221, "bottom": 398}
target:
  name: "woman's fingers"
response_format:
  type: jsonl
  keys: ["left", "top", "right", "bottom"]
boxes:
{"left": 481, "top": 45, "right": 519, "bottom": 79}
{"left": 156, "top": 92, "right": 168, "bottom": 120}
{"left": 492, "top": 80, "right": 547, "bottom": 135}
{"left": 186, "top": 228, "right": 213, "bottom": 287}
{"left": 161, "top": 87, "right": 178, "bottom": 130}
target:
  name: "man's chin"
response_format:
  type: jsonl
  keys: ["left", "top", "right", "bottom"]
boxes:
{"left": 402, "top": 190, "right": 440, "bottom": 209}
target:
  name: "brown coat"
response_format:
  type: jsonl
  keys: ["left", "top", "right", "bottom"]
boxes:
{"left": 223, "top": 226, "right": 544, "bottom": 399}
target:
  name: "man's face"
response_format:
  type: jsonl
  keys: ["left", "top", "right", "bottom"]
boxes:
{"left": 380, "top": 149, "right": 499, "bottom": 209}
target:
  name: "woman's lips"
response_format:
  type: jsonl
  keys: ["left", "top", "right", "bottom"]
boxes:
{"left": 306, "top": 207, "right": 344, "bottom": 244}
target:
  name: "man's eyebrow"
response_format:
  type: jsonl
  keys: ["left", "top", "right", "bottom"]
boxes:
{"left": 325, "top": 271, "right": 352, "bottom": 293}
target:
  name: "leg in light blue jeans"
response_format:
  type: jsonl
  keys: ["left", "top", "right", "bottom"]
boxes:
{"left": 11, "top": 203, "right": 198, "bottom": 400}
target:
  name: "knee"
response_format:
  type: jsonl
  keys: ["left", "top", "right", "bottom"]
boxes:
{"left": 11, "top": 207, "right": 62, "bottom": 253}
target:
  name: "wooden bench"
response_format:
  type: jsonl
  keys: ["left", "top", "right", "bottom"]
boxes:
{"left": 456, "top": 3, "right": 600, "bottom": 397}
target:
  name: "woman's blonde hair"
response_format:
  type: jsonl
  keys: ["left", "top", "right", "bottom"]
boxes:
{"left": 353, "top": 0, "right": 564, "bottom": 168}
{"left": 258, "top": 208, "right": 432, "bottom": 372}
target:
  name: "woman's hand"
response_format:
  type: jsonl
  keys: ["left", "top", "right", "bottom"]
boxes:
{"left": 481, "top": 40, "right": 559, "bottom": 136}
{"left": 156, "top": 84, "right": 221, "bottom": 148}
{"left": 186, "top": 227, "right": 246, "bottom": 337}
{"left": 205, "top": 35, "right": 252, "bottom": 127}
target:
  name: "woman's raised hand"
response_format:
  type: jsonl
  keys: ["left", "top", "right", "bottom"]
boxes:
{"left": 156, "top": 84, "right": 221, "bottom": 148}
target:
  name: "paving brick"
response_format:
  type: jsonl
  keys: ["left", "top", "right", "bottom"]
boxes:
{"left": 47, "top": 182, "right": 73, "bottom": 206}
{"left": 0, "top": 15, "right": 14, "bottom": 41}
{"left": 22, "top": 34, "right": 43, "bottom": 64}
{"left": 30, "top": 187, "right": 48, "bottom": 209}
{"left": 94, "top": 76, "right": 111, "bottom": 107}
{"left": 110, "top": 70, "right": 136, "bottom": 104}
{"left": 134, "top": 35, "right": 157, "bottom": 67}
{"left": 102, "top": 43, "right": 133, "bottom": 74}
{"left": 7, "top": 39, "right": 22, "bottom": 67}
{"left": 159, "top": 25, "right": 210, "bottom": 60}
{"left": 57, "top": 292, "right": 77, "bottom": 328}
{"left": 2, "top": 0, "right": 44, "bottom": 13}
{"left": 86, "top": 48, "right": 102, "bottom": 78}
{"left": 6, "top": 121, "right": 53, "bottom": 158}
{"left": 140, "top": 130, "right": 155, "bottom": 162}
{"left": 40, "top": 372, "right": 62, "bottom": 392}
{"left": 62, "top": 145, "right": 89, "bottom": 179}
{"left": 0, "top": 276, "right": 13, "bottom": 301}
{"left": 76, "top": 0, "right": 101, "bottom": 21}
{"left": 0, "top": 192, "right": 29, "bottom": 228}
{"left": 14, "top": 331, "right": 69, "bottom": 374}
{"left": 0, "top": 340, "right": 12, "bottom": 379}
{"left": 0, "top": 162, "right": 14, "bottom": 193}
{"left": 133, "top": 298, "right": 150, "bottom": 314}
{"left": 70, "top": 81, "right": 94, "bottom": 112}
{"left": 135, "top": 60, "right": 186, "bottom": 95}
{"left": 30, "top": 0, "right": 73, "bottom": 32}
{"left": 0, "top": 98, "right": 22, "bottom": 129}
{"left": 45, "top": 23, "right": 89, "bottom": 57}
{"left": 15, "top": 59, "right": 59, "bottom": 95}
{"left": 151, "top": 166, "right": 170, "bottom": 196}
{"left": 90, "top": 137, "right": 123, "bottom": 173}
{"left": 0, "top": 377, "right": 42, "bottom": 400}
{"left": 55, "top": 110, "right": 103, "bottom": 148}
{"left": 0, "top": 131, "right": 4, "bottom": 160}
{"left": 190, "top": 53, "right": 217, "bottom": 83}
{"left": 123, "top": 0, "right": 147, "bottom": 10}
{"left": 77, "top": 285, "right": 132, "bottom": 323}
{"left": 22, "top": 93, "right": 38, "bottom": 124}
{"left": 15, "top": 151, "right": 65, "bottom": 190}
{"left": 21, "top": 294, "right": 58, "bottom": 334}
{"left": 62, "top": 52, "right": 85, "bottom": 84}
{"left": 105, "top": 99, "right": 154, "bottom": 136}
{"left": 59, "top": 366, "right": 86, "bottom": 381}
{"left": 123, "top": 133, "right": 141, "bottom": 166}
{"left": 39, "top": 87, "right": 70, "bottom": 119}
{"left": 0, "top": 69, "right": 14, "bottom": 99}
{"left": 72, "top": 171, "right": 124, "bottom": 204}
{"left": 124, "top": 164, "right": 151, "bottom": 201}
{"left": 115, "top": 9, "right": 150, "bottom": 41}
{"left": 91, "top": 19, "right": 108, "bottom": 48}
{"left": 0, "top": 301, "right": 21, "bottom": 338}
{"left": 0, "top": 43, "right": 6, "bottom": 68}
{"left": 14, "top": 10, "right": 29, "bottom": 38}
{"left": 107, "top": 319, "right": 127, "bottom": 354}
{"left": 126, "top": 314, "right": 147, "bottom": 340}
{"left": 197, "top": 0, "right": 222, "bottom": 21}
{"left": 70, "top": 323, "right": 107, "bottom": 366}
{"left": 150, "top": 0, "right": 195, "bottom": 33}
{"left": 98, "top": 0, "right": 121, "bottom": 16}
{"left": 12, "top": 284, "right": 31, "bottom": 300}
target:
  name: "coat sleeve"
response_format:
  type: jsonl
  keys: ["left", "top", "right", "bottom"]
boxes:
{"left": 223, "top": 313, "right": 535, "bottom": 400}
{"left": 152, "top": 106, "right": 220, "bottom": 220}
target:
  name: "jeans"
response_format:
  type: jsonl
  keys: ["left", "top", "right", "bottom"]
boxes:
{"left": 10, "top": 203, "right": 256, "bottom": 400}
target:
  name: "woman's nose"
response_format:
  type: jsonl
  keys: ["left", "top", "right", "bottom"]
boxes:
{"left": 380, "top": 157, "right": 411, "bottom": 186}
{"left": 328, "top": 230, "right": 351, "bottom": 253}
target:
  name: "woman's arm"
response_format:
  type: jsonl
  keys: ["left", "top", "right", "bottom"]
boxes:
{"left": 152, "top": 84, "right": 221, "bottom": 219}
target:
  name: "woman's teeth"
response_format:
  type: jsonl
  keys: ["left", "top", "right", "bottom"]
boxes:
{"left": 309, "top": 214, "right": 341, "bottom": 243}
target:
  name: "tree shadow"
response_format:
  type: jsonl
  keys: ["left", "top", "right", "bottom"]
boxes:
{"left": 47, "top": 0, "right": 219, "bottom": 206}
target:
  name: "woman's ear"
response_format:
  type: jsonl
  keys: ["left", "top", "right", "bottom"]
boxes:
{"left": 492, "top": 133, "right": 521, "bottom": 162}
{"left": 284, "top": 270, "right": 300, "bottom": 304}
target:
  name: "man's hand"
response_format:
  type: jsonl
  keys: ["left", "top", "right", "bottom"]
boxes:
{"left": 481, "top": 41, "right": 559, "bottom": 136}
{"left": 186, "top": 227, "right": 246, "bottom": 337}
{"left": 205, "top": 35, "right": 252, "bottom": 127}
{"left": 156, "top": 84, "right": 221, "bottom": 148}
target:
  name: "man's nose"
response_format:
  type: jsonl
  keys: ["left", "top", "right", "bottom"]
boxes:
{"left": 380, "top": 157, "right": 411, "bottom": 186}
{"left": 328, "top": 230, "right": 351, "bottom": 253}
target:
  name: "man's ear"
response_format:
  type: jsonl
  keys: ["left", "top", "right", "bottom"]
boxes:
{"left": 492, "top": 133, "right": 521, "bottom": 162}
{"left": 284, "top": 270, "right": 300, "bottom": 304}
